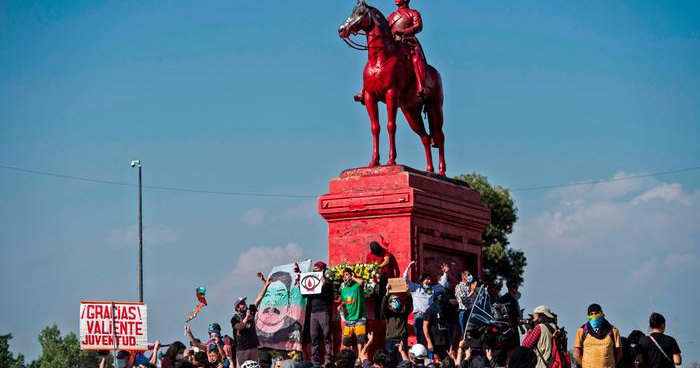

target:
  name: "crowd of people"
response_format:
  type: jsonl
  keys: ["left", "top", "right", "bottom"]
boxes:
{"left": 101, "top": 242, "right": 683, "bottom": 368}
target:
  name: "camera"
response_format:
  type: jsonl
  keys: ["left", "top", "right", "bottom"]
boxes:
{"left": 519, "top": 317, "right": 535, "bottom": 331}
{"left": 248, "top": 304, "right": 258, "bottom": 315}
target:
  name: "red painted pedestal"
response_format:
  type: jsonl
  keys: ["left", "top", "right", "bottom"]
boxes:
{"left": 317, "top": 165, "right": 490, "bottom": 350}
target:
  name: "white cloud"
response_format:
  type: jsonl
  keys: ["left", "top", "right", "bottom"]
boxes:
{"left": 513, "top": 174, "right": 700, "bottom": 356}
{"left": 283, "top": 200, "right": 316, "bottom": 221}
{"left": 632, "top": 183, "right": 691, "bottom": 206}
{"left": 103, "top": 224, "right": 181, "bottom": 249}
{"left": 212, "top": 243, "right": 305, "bottom": 300}
{"left": 242, "top": 207, "right": 266, "bottom": 226}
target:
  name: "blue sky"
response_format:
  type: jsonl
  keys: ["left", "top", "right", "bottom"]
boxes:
{"left": 1, "top": 0, "right": 699, "bottom": 362}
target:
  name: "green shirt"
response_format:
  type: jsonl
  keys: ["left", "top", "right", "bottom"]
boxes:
{"left": 340, "top": 281, "right": 366, "bottom": 321}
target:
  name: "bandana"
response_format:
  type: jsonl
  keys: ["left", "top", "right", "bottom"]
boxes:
{"left": 588, "top": 314, "right": 604, "bottom": 329}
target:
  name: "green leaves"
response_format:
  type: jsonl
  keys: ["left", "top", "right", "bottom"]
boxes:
{"left": 4, "top": 325, "right": 104, "bottom": 368}
{"left": 0, "top": 333, "right": 26, "bottom": 368}
{"left": 454, "top": 173, "right": 526, "bottom": 285}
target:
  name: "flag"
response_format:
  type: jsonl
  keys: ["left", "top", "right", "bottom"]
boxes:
{"left": 465, "top": 285, "right": 497, "bottom": 329}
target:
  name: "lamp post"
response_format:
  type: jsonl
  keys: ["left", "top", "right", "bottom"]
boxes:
{"left": 130, "top": 159, "right": 143, "bottom": 302}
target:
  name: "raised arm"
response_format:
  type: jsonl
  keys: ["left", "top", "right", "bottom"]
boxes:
{"left": 403, "top": 261, "right": 418, "bottom": 290}
{"left": 254, "top": 278, "right": 272, "bottom": 308}
{"left": 437, "top": 263, "right": 450, "bottom": 288}
{"left": 379, "top": 255, "right": 390, "bottom": 268}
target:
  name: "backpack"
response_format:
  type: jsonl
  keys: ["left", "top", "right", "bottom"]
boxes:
{"left": 580, "top": 323, "right": 616, "bottom": 351}
{"left": 538, "top": 324, "right": 572, "bottom": 368}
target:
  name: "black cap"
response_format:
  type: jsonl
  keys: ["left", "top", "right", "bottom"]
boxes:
{"left": 587, "top": 303, "right": 603, "bottom": 315}
{"left": 369, "top": 241, "right": 383, "bottom": 255}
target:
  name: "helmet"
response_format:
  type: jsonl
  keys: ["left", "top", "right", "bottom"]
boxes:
{"left": 241, "top": 360, "right": 261, "bottom": 368}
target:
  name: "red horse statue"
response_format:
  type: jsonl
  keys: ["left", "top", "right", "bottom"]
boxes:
{"left": 339, "top": 0, "right": 446, "bottom": 175}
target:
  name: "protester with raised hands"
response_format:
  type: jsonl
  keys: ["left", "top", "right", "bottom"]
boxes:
{"left": 403, "top": 261, "right": 450, "bottom": 346}
{"left": 382, "top": 282, "right": 413, "bottom": 364}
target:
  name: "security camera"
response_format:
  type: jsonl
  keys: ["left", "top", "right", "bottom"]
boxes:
{"left": 130, "top": 159, "right": 140, "bottom": 167}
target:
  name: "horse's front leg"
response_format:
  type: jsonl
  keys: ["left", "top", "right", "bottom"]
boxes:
{"left": 385, "top": 89, "right": 398, "bottom": 165}
{"left": 364, "top": 92, "right": 380, "bottom": 167}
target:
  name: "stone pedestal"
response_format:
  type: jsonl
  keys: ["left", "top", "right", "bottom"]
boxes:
{"left": 317, "top": 165, "right": 490, "bottom": 350}
{"left": 319, "top": 165, "right": 490, "bottom": 285}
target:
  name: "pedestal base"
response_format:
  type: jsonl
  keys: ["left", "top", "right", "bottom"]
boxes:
{"left": 318, "top": 165, "right": 490, "bottom": 350}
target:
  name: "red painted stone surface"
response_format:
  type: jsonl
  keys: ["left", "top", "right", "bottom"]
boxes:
{"left": 318, "top": 165, "right": 490, "bottom": 351}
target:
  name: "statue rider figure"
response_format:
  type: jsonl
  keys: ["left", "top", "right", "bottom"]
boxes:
{"left": 354, "top": 0, "right": 428, "bottom": 103}
{"left": 389, "top": 0, "right": 427, "bottom": 99}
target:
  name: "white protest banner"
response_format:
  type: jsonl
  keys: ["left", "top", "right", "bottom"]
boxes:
{"left": 80, "top": 301, "right": 147, "bottom": 350}
{"left": 299, "top": 272, "right": 324, "bottom": 295}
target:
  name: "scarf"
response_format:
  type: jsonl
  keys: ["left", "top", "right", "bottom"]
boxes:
{"left": 585, "top": 318, "right": 612, "bottom": 339}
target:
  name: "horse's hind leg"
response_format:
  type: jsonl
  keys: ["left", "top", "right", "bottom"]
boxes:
{"left": 386, "top": 89, "right": 399, "bottom": 165}
{"left": 401, "top": 106, "right": 434, "bottom": 173}
{"left": 365, "top": 93, "right": 381, "bottom": 167}
{"left": 427, "top": 101, "right": 446, "bottom": 175}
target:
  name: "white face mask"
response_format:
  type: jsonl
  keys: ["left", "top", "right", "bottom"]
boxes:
{"left": 176, "top": 353, "right": 184, "bottom": 360}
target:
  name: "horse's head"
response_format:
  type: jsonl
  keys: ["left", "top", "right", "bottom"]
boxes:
{"left": 338, "top": 0, "right": 373, "bottom": 39}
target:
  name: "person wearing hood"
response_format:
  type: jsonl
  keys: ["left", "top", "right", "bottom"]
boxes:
{"left": 573, "top": 303, "right": 622, "bottom": 368}
{"left": 366, "top": 241, "right": 400, "bottom": 318}
{"left": 423, "top": 290, "right": 455, "bottom": 360}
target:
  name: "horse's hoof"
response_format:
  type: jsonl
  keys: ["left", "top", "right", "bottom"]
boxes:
{"left": 426, "top": 166, "right": 435, "bottom": 173}
{"left": 368, "top": 157, "right": 380, "bottom": 167}
{"left": 439, "top": 170, "right": 446, "bottom": 176}
{"left": 387, "top": 159, "right": 396, "bottom": 166}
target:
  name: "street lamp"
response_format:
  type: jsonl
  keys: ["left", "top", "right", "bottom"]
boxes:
{"left": 130, "top": 159, "right": 143, "bottom": 302}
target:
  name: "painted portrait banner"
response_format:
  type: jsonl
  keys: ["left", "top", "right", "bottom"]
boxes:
{"left": 299, "top": 272, "right": 324, "bottom": 295}
{"left": 255, "top": 260, "right": 311, "bottom": 351}
{"left": 79, "top": 301, "right": 147, "bottom": 350}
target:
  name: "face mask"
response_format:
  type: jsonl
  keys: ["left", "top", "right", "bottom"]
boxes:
{"left": 390, "top": 299, "right": 401, "bottom": 309}
{"left": 589, "top": 315, "right": 604, "bottom": 329}
{"left": 176, "top": 354, "right": 184, "bottom": 360}
{"left": 117, "top": 359, "right": 127, "bottom": 368}
{"left": 467, "top": 275, "right": 474, "bottom": 283}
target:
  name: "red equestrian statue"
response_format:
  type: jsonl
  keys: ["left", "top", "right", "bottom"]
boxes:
{"left": 339, "top": 0, "right": 446, "bottom": 175}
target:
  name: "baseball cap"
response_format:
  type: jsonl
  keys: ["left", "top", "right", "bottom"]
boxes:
{"left": 314, "top": 261, "right": 327, "bottom": 269}
{"left": 235, "top": 297, "right": 247, "bottom": 306}
{"left": 533, "top": 305, "right": 555, "bottom": 319}
{"left": 409, "top": 344, "right": 430, "bottom": 365}
{"left": 587, "top": 303, "right": 603, "bottom": 315}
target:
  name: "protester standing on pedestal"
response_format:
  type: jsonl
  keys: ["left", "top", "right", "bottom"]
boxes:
{"left": 635, "top": 312, "right": 682, "bottom": 368}
{"left": 366, "top": 241, "right": 400, "bottom": 319}
{"left": 403, "top": 261, "right": 450, "bottom": 346}
{"left": 381, "top": 282, "right": 413, "bottom": 364}
{"left": 305, "top": 261, "right": 335, "bottom": 366}
{"left": 339, "top": 267, "right": 368, "bottom": 353}
{"left": 455, "top": 270, "right": 475, "bottom": 335}
{"left": 422, "top": 290, "right": 454, "bottom": 360}
{"left": 574, "top": 303, "right": 622, "bottom": 368}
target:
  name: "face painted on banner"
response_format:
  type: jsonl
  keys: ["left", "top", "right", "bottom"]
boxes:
{"left": 258, "top": 271, "right": 300, "bottom": 332}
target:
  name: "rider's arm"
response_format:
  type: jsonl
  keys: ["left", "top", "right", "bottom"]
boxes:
{"left": 408, "top": 10, "right": 423, "bottom": 35}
